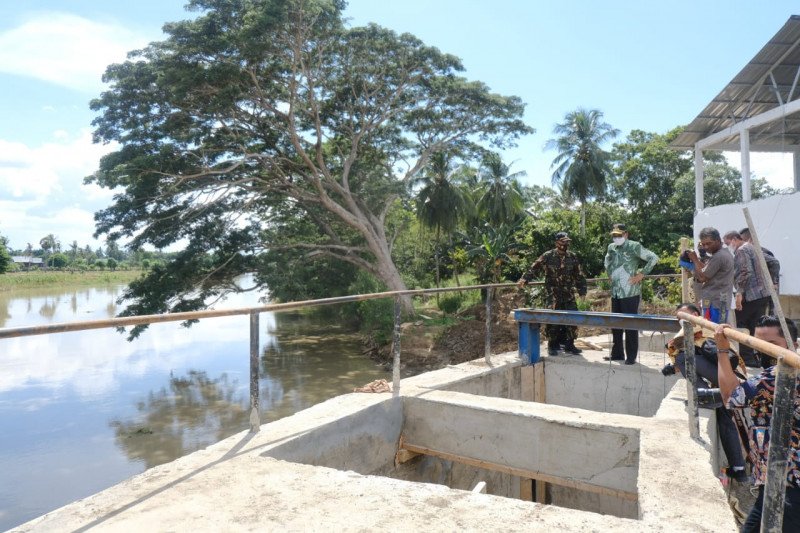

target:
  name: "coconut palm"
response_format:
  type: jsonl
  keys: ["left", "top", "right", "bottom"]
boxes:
{"left": 413, "top": 151, "right": 471, "bottom": 293}
{"left": 476, "top": 153, "right": 526, "bottom": 227}
{"left": 546, "top": 108, "right": 619, "bottom": 235}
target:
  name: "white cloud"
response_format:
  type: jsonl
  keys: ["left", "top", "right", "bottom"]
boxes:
{"left": 0, "top": 129, "right": 119, "bottom": 248}
{"left": 723, "top": 152, "right": 795, "bottom": 190}
{"left": 0, "top": 12, "right": 152, "bottom": 93}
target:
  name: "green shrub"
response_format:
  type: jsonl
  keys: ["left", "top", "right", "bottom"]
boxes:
{"left": 438, "top": 294, "right": 463, "bottom": 315}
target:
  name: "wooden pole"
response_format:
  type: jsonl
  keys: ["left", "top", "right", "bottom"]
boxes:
{"left": 743, "top": 208, "right": 798, "bottom": 533}
{"left": 681, "top": 320, "right": 701, "bottom": 440}
{"left": 249, "top": 311, "right": 260, "bottom": 433}
{"left": 680, "top": 237, "right": 690, "bottom": 303}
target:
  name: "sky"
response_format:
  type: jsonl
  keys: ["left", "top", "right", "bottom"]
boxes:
{"left": 0, "top": 0, "right": 798, "bottom": 252}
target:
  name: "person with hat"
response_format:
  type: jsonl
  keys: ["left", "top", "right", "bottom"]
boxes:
{"left": 517, "top": 231, "right": 587, "bottom": 356}
{"left": 603, "top": 223, "right": 658, "bottom": 364}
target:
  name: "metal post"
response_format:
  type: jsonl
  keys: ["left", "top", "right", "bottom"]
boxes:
{"left": 741, "top": 129, "right": 752, "bottom": 202}
{"left": 249, "top": 311, "right": 260, "bottom": 433}
{"left": 681, "top": 320, "right": 701, "bottom": 440}
{"left": 485, "top": 287, "right": 493, "bottom": 365}
{"left": 392, "top": 297, "right": 401, "bottom": 398}
{"left": 694, "top": 148, "right": 704, "bottom": 211}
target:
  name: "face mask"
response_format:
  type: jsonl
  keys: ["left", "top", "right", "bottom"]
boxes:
{"left": 613, "top": 237, "right": 626, "bottom": 246}
{"left": 555, "top": 241, "right": 569, "bottom": 252}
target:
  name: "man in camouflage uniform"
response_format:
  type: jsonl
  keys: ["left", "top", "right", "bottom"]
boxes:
{"left": 517, "top": 231, "right": 587, "bottom": 356}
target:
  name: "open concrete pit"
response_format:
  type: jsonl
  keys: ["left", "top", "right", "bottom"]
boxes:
{"left": 18, "top": 349, "right": 737, "bottom": 532}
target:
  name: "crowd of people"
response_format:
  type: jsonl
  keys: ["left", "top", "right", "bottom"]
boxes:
{"left": 518, "top": 224, "right": 800, "bottom": 531}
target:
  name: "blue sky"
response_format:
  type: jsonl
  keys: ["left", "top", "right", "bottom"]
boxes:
{"left": 0, "top": 1, "right": 797, "bottom": 251}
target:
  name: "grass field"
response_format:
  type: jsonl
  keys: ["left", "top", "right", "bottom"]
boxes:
{"left": 0, "top": 270, "right": 142, "bottom": 291}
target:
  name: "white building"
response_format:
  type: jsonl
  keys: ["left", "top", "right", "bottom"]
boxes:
{"left": 672, "top": 15, "right": 800, "bottom": 317}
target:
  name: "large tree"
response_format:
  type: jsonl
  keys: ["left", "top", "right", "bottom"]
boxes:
{"left": 546, "top": 108, "right": 618, "bottom": 235}
{"left": 88, "top": 0, "right": 531, "bottom": 318}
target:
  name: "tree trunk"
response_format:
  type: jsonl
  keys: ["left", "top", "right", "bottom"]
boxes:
{"left": 580, "top": 204, "right": 586, "bottom": 236}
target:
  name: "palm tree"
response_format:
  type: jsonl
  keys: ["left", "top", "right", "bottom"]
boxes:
{"left": 546, "top": 108, "right": 619, "bottom": 235}
{"left": 476, "top": 153, "right": 526, "bottom": 226}
{"left": 413, "top": 151, "right": 471, "bottom": 293}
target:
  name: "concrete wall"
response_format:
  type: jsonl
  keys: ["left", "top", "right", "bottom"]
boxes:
{"left": 543, "top": 357, "right": 680, "bottom": 417}
{"left": 263, "top": 395, "right": 403, "bottom": 475}
{"left": 695, "top": 191, "right": 799, "bottom": 298}
{"left": 402, "top": 392, "right": 641, "bottom": 494}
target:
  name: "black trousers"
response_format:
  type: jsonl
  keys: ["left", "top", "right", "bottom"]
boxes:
{"left": 610, "top": 295, "right": 640, "bottom": 362}
{"left": 743, "top": 484, "right": 800, "bottom": 532}
{"left": 736, "top": 296, "right": 770, "bottom": 367}
{"left": 545, "top": 300, "right": 578, "bottom": 346}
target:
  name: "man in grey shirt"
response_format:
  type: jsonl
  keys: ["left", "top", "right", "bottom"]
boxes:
{"left": 687, "top": 227, "right": 734, "bottom": 324}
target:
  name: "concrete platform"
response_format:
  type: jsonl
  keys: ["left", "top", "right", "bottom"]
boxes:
{"left": 14, "top": 352, "right": 737, "bottom": 532}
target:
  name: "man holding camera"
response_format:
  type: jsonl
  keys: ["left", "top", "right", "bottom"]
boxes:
{"left": 716, "top": 316, "right": 800, "bottom": 532}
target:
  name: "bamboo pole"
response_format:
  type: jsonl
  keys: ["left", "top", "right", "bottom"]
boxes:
{"left": 681, "top": 320, "right": 701, "bottom": 440}
{"left": 676, "top": 312, "right": 800, "bottom": 369}
{"left": 680, "top": 237, "right": 690, "bottom": 303}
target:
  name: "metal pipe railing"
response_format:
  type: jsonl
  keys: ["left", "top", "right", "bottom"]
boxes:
{"left": 0, "top": 273, "right": 680, "bottom": 433}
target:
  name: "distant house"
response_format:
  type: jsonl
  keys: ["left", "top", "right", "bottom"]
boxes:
{"left": 12, "top": 256, "right": 44, "bottom": 270}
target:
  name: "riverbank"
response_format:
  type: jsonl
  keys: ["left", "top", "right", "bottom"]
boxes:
{"left": 0, "top": 270, "right": 142, "bottom": 291}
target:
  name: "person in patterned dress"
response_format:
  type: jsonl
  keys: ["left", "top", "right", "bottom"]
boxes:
{"left": 517, "top": 231, "right": 587, "bottom": 356}
{"left": 716, "top": 316, "right": 800, "bottom": 532}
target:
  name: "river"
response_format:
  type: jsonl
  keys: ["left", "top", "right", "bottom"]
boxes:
{"left": 0, "top": 279, "right": 388, "bottom": 530}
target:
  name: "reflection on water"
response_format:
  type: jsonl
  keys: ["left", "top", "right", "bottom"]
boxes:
{"left": 111, "top": 371, "right": 248, "bottom": 469}
{"left": 0, "top": 280, "right": 388, "bottom": 530}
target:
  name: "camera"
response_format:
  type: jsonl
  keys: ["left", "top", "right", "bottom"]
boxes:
{"left": 661, "top": 363, "right": 676, "bottom": 376}
{"left": 696, "top": 387, "right": 723, "bottom": 409}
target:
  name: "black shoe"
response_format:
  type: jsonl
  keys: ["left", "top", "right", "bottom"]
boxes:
{"left": 563, "top": 345, "right": 582, "bottom": 355}
{"left": 547, "top": 343, "right": 560, "bottom": 356}
{"left": 604, "top": 356, "right": 624, "bottom": 361}
{"left": 624, "top": 360, "right": 636, "bottom": 365}
{"left": 726, "top": 466, "right": 748, "bottom": 482}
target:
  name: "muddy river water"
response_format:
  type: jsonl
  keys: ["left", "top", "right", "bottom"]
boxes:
{"left": 0, "top": 280, "right": 388, "bottom": 530}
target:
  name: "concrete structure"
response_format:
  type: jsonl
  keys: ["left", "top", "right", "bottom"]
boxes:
{"left": 16, "top": 348, "right": 737, "bottom": 532}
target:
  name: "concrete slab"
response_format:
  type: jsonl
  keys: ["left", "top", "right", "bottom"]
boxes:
{"left": 14, "top": 352, "right": 737, "bottom": 533}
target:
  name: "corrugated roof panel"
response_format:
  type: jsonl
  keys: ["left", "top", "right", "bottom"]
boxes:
{"left": 672, "top": 15, "right": 800, "bottom": 150}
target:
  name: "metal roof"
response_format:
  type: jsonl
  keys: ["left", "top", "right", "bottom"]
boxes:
{"left": 672, "top": 15, "right": 800, "bottom": 151}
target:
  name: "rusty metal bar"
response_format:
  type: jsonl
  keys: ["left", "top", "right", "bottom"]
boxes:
{"left": 392, "top": 297, "right": 401, "bottom": 398}
{"left": 249, "top": 311, "right": 260, "bottom": 433}
{"left": 681, "top": 320, "right": 701, "bottom": 440}
{"left": 484, "top": 287, "right": 493, "bottom": 365}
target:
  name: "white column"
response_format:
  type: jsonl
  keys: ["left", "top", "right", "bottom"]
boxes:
{"left": 694, "top": 148, "right": 704, "bottom": 211}
{"left": 794, "top": 151, "right": 800, "bottom": 191}
{"left": 740, "top": 130, "right": 751, "bottom": 202}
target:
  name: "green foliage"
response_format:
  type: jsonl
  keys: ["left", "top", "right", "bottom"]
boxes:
{"left": 47, "top": 253, "right": 69, "bottom": 268}
{"left": 0, "top": 237, "right": 11, "bottom": 274}
{"left": 438, "top": 294, "right": 463, "bottom": 315}
{"left": 106, "top": 258, "right": 118, "bottom": 271}
{"left": 86, "top": 0, "right": 532, "bottom": 321}
{"left": 346, "top": 271, "right": 394, "bottom": 341}
{"left": 476, "top": 153, "right": 526, "bottom": 226}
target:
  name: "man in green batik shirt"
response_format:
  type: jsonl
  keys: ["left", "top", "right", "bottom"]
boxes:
{"left": 604, "top": 223, "right": 658, "bottom": 364}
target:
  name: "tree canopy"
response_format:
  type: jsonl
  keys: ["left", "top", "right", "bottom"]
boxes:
{"left": 88, "top": 0, "right": 532, "bottom": 320}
